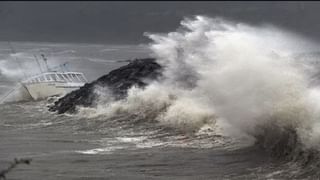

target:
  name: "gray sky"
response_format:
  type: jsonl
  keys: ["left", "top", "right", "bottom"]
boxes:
{"left": 0, "top": 1, "right": 319, "bottom": 44}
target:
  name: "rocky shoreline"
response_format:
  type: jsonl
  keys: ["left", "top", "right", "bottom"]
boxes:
{"left": 48, "top": 58, "right": 162, "bottom": 114}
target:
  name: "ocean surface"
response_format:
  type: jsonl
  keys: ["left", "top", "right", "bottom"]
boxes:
{"left": 3, "top": 16, "right": 320, "bottom": 179}
{"left": 0, "top": 101, "right": 296, "bottom": 180}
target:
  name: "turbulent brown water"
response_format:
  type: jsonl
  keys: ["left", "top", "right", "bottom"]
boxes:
{"left": 0, "top": 101, "right": 301, "bottom": 179}
{"left": 2, "top": 16, "right": 320, "bottom": 179}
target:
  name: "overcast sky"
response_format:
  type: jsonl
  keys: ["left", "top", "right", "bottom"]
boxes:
{"left": 0, "top": 1, "right": 319, "bottom": 44}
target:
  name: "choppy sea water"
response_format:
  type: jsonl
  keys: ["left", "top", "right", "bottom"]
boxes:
{"left": 0, "top": 101, "right": 297, "bottom": 180}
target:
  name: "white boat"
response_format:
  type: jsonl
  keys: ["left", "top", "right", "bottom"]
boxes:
{"left": 21, "top": 71, "right": 87, "bottom": 101}
{"left": 0, "top": 46, "right": 88, "bottom": 103}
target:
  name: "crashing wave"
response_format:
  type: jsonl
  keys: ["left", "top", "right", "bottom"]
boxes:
{"left": 50, "top": 15, "right": 320, "bottom": 170}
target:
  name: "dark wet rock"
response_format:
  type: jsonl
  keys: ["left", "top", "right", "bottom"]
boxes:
{"left": 48, "top": 58, "right": 162, "bottom": 114}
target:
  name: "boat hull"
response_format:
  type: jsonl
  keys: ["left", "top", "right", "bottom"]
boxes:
{"left": 23, "top": 82, "right": 84, "bottom": 101}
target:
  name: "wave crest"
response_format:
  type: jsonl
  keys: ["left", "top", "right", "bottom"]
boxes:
{"left": 81, "top": 16, "right": 320, "bottom": 163}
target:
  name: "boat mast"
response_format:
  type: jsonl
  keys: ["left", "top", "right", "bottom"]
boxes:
{"left": 41, "top": 54, "right": 50, "bottom": 72}
{"left": 61, "top": 62, "right": 69, "bottom": 72}
{"left": 33, "top": 54, "right": 43, "bottom": 73}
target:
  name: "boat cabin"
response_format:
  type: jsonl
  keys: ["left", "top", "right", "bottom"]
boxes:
{"left": 23, "top": 72, "right": 88, "bottom": 84}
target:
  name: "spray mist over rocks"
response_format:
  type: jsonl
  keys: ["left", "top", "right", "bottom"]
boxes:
{"left": 76, "top": 16, "right": 320, "bottom": 156}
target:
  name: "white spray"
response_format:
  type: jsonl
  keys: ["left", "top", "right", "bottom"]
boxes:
{"left": 84, "top": 16, "right": 320, "bottom": 149}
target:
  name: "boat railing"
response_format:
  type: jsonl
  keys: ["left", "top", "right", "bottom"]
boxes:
{"left": 23, "top": 72, "right": 88, "bottom": 84}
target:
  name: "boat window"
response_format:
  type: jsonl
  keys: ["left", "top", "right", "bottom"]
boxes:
{"left": 45, "top": 74, "right": 52, "bottom": 81}
{"left": 50, "top": 74, "right": 57, "bottom": 81}
{"left": 62, "top": 74, "right": 71, "bottom": 82}
{"left": 71, "top": 74, "right": 79, "bottom": 82}
{"left": 81, "top": 74, "right": 87, "bottom": 82}
{"left": 57, "top": 74, "right": 65, "bottom": 82}
{"left": 67, "top": 74, "right": 74, "bottom": 82}
{"left": 39, "top": 76, "right": 45, "bottom": 82}
{"left": 76, "top": 74, "right": 86, "bottom": 82}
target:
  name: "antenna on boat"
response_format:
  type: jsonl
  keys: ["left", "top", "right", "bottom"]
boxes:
{"left": 61, "top": 62, "right": 69, "bottom": 72}
{"left": 33, "top": 54, "right": 43, "bottom": 73}
{"left": 41, "top": 54, "right": 50, "bottom": 72}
